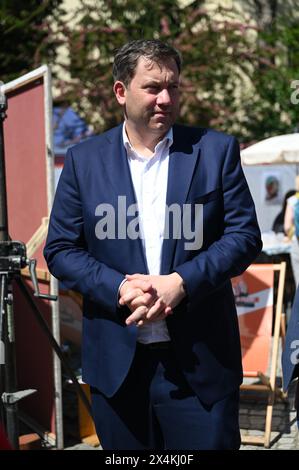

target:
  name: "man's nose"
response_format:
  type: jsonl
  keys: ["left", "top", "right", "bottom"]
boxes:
{"left": 156, "top": 88, "right": 171, "bottom": 105}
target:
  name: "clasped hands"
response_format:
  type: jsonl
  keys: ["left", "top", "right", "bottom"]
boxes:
{"left": 119, "top": 272, "right": 186, "bottom": 327}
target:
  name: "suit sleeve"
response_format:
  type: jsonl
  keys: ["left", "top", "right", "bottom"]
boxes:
{"left": 44, "top": 148, "right": 124, "bottom": 312}
{"left": 175, "top": 136, "right": 263, "bottom": 301}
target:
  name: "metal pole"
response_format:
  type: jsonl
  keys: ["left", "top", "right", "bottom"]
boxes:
{"left": 3, "top": 280, "right": 19, "bottom": 449}
{"left": 16, "top": 277, "right": 92, "bottom": 418}
{"left": 44, "top": 66, "right": 64, "bottom": 449}
{"left": 0, "top": 84, "right": 19, "bottom": 448}
{"left": 0, "top": 82, "right": 8, "bottom": 242}
{"left": 51, "top": 277, "right": 64, "bottom": 449}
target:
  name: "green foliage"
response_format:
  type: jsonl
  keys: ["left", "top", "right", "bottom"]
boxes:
{"left": 238, "top": 0, "right": 299, "bottom": 141}
{"left": 58, "top": 0, "right": 184, "bottom": 130}
{"left": 2, "top": 0, "right": 299, "bottom": 142}
{"left": 59, "top": 0, "right": 261, "bottom": 137}
{"left": 0, "top": 0, "right": 65, "bottom": 82}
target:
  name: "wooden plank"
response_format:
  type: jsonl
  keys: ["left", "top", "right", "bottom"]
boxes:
{"left": 82, "top": 435, "right": 100, "bottom": 447}
{"left": 241, "top": 435, "right": 265, "bottom": 445}
{"left": 21, "top": 266, "right": 50, "bottom": 282}
{"left": 240, "top": 384, "right": 269, "bottom": 391}
{"left": 26, "top": 217, "right": 49, "bottom": 259}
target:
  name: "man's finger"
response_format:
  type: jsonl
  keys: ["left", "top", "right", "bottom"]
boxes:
{"left": 146, "top": 298, "right": 167, "bottom": 320}
{"left": 129, "top": 278, "right": 153, "bottom": 292}
{"left": 164, "top": 306, "right": 173, "bottom": 315}
{"left": 120, "top": 289, "right": 157, "bottom": 308}
{"left": 146, "top": 299, "right": 173, "bottom": 320}
{"left": 126, "top": 273, "right": 148, "bottom": 282}
{"left": 136, "top": 308, "right": 172, "bottom": 327}
{"left": 129, "top": 292, "right": 157, "bottom": 309}
{"left": 119, "top": 288, "right": 144, "bottom": 306}
{"left": 125, "top": 305, "right": 148, "bottom": 326}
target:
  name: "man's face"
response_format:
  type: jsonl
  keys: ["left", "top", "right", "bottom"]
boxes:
{"left": 114, "top": 56, "right": 180, "bottom": 137}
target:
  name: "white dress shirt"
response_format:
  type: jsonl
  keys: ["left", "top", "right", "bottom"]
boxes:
{"left": 122, "top": 124, "right": 173, "bottom": 344}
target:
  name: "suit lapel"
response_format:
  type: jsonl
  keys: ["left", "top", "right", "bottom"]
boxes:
{"left": 103, "top": 125, "right": 148, "bottom": 273}
{"left": 104, "top": 125, "right": 136, "bottom": 206}
{"left": 160, "top": 125, "right": 202, "bottom": 274}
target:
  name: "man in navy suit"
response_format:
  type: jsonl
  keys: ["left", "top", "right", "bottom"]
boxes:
{"left": 44, "top": 39, "right": 262, "bottom": 449}
{"left": 282, "top": 289, "right": 299, "bottom": 425}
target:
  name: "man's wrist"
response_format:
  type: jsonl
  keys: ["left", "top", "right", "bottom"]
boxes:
{"left": 171, "top": 272, "right": 187, "bottom": 297}
{"left": 117, "top": 278, "right": 128, "bottom": 306}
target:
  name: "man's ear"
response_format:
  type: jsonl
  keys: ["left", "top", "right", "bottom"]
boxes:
{"left": 113, "top": 81, "right": 126, "bottom": 105}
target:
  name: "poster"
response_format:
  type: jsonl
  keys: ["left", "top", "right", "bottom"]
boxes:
{"left": 232, "top": 265, "right": 274, "bottom": 375}
{"left": 262, "top": 171, "right": 282, "bottom": 205}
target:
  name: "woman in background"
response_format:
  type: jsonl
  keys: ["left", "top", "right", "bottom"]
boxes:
{"left": 273, "top": 189, "right": 295, "bottom": 234}
{"left": 284, "top": 179, "right": 299, "bottom": 286}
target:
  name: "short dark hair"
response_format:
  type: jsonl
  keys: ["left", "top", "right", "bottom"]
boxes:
{"left": 112, "top": 39, "right": 182, "bottom": 86}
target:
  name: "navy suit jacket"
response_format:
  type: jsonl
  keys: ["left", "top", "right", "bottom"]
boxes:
{"left": 44, "top": 123, "right": 262, "bottom": 405}
{"left": 282, "top": 288, "right": 299, "bottom": 391}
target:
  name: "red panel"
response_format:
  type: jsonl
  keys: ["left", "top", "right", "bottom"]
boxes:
{"left": 3, "top": 78, "right": 54, "bottom": 433}
{"left": 4, "top": 80, "right": 48, "bottom": 261}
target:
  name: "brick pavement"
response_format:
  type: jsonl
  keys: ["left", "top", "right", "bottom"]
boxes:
{"left": 239, "top": 380, "right": 298, "bottom": 450}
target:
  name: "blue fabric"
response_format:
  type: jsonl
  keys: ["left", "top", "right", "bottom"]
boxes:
{"left": 294, "top": 195, "right": 299, "bottom": 238}
{"left": 44, "top": 123, "right": 262, "bottom": 403}
{"left": 53, "top": 106, "right": 92, "bottom": 154}
{"left": 90, "top": 346, "right": 241, "bottom": 450}
{"left": 282, "top": 287, "right": 299, "bottom": 391}
{"left": 282, "top": 284, "right": 299, "bottom": 429}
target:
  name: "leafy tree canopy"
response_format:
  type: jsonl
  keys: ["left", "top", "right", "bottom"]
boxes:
{"left": 57, "top": 0, "right": 264, "bottom": 140}
{"left": 0, "top": 0, "right": 65, "bottom": 82}
{"left": 2, "top": 0, "right": 299, "bottom": 143}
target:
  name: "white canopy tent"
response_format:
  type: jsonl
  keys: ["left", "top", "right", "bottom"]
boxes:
{"left": 240, "top": 134, "right": 299, "bottom": 232}
{"left": 241, "top": 133, "right": 299, "bottom": 165}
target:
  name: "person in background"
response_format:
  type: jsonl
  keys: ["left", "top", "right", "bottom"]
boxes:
{"left": 272, "top": 190, "right": 295, "bottom": 234}
{"left": 53, "top": 100, "right": 93, "bottom": 153}
{"left": 44, "top": 39, "right": 262, "bottom": 450}
{"left": 282, "top": 286, "right": 299, "bottom": 428}
{"left": 284, "top": 178, "right": 299, "bottom": 286}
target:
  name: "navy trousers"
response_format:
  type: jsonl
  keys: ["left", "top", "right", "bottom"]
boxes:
{"left": 90, "top": 343, "right": 241, "bottom": 450}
